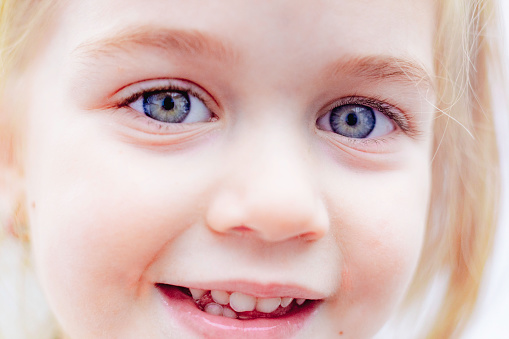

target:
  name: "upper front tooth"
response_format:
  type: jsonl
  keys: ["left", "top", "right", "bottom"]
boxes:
{"left": 190, "top": 288, "right": 206, "bottom": 300}
{"left": 296, "top": 298, "right": 306, "bottom": 305}
{"left": 229, "top": 292, "right": 256, "bottom": 312}
{"left": 211, "top": 290, "right": 230, "bottom": 305}
{"left": 256, "top": 297, "right": 281, "bottom": 313}
{"left": 281, "top": 297, "right": 293, "bottom": 307}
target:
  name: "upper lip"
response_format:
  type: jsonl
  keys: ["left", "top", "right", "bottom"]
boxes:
{"left": 158, "top": 280, "right": 327, "bottom": 300}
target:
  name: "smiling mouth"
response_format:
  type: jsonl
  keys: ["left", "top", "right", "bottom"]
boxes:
{"left": 156, "top": 283, "right": 318, "bottom": 320}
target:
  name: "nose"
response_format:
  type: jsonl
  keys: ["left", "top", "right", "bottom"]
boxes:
{"left": 206, "top": 127, "right": 329, "bottom": 243}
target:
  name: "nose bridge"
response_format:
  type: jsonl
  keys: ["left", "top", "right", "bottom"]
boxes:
{"left": 245, "top": 126, "right": 312, "bottom": 207}
{"left": 206, "top": 120, "right": 329, "bottom": 242}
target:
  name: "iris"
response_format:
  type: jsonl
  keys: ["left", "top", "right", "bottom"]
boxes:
{"left": 330, "top": 104, "right": 375, "bottom": 138}
{"left": 143, "top": 91, "right": 190, "bottom": 123}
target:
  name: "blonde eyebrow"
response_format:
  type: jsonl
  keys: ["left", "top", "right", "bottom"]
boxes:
{"left": 71, "top": 27, "right": 433, "bottom": 98}
{"left": 329, "top": 55, "right": 434, "bottom": 90}
{"left": 72, "top": 26, "right": 237, "bottom": 63}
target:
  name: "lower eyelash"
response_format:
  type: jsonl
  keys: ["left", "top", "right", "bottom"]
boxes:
{"left": 355, "top": 135, "right": 397, "bottom": 145}
{"left": 111, "top": 106, "right": 208, "bottom": 135}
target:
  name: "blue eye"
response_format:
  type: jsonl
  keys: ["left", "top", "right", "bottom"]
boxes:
{"left": 317, "top": 101, "right": 395, "bottom": 139}
{"left": 128, "top": 87, "right": 213, "bottom": 124}
{"left": 143, "top": 91, "right": 190, "bottom": 123}
{"left": 329, "top": 105, "right": 375, "bottom": 138}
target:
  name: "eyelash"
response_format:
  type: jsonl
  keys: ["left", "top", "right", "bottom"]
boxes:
{"left": 113, "top": 81, "right": 217, "bottom": 130}
{"left": 117, "top": 85, "right": 206, "bottom": 108}
{"left": 318, "top": 95, "right": 416, "bottom": 148}
{"left": 114, "top": 82, "right": 414, "bottom": 142}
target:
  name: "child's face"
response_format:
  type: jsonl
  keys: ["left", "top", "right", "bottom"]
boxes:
{"left": 22, "top": 0, "right": 435, "bottom": 337}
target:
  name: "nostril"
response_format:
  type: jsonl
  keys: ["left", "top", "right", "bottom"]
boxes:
{"left": 228, "top": 226, "right": 323, "bottom": 242}
{"left": 230, "top": 225, "right": 255, "bottom": 235}
{"left": 296, "top": 232, "right": 323, "bottom": 242}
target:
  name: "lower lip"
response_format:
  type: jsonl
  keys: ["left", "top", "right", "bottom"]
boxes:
{"left": 157, "top": 285, "right": 320, "bottom": 339}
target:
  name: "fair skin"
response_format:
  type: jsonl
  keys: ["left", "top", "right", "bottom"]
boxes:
{"left": 17, "top": 0, "right": 435, "bottom": 338}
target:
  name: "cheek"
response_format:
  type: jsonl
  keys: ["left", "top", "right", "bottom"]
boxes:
{"left": 25, "top": 118, "right": 213, "bottom": 334}
{"left": 325, "top": 163, "right": 429, "bottom": 331}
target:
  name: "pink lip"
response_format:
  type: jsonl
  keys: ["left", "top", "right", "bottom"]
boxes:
{"left": 157, "top": 283, "right": 321, "bottom": 339}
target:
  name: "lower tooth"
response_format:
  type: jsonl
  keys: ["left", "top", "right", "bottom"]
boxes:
{"left": 222, "top": 307, "right": 238, "bottom": 319}
{"left": 204, "top": 303, "right": 224, "bottom": 316}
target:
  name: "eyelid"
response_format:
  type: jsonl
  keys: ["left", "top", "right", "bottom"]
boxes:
{"left": 111, "top": 78, "right": 218, "bottom": 114}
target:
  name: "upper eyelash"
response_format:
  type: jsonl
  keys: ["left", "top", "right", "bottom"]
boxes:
{"left": 114, "top": 83, "right": 214, "bottom": 113}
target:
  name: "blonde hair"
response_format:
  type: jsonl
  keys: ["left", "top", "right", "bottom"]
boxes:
{"left": 0, "top": 0, "right": 501, "bottom": 338}
{"left": 406, "top": 1, "right": 500, "bottom": 338}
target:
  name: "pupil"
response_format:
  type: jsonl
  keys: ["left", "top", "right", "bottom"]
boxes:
{"left": 346, "top": 113, "right": 358, "bottom": 126}
{"left": 162, "top": 97, "right": 175, "bottom": 111}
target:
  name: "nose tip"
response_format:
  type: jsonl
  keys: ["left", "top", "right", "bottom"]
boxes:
{"left": 206, "top": 189, "right": 329, "bottom": 242}
{"left": 206, "top": 119, "right": 330, "bottom": 243}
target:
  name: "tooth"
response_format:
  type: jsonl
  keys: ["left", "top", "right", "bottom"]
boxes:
{"left": 204, "top": 303, "right": 224, "bottom": 316}
{"left": 256, "top": 297, "right": 281, "bottom": 313}
{"left": 222, "top": 307, "right": 238, "bottom": 319}
{"left": 229, "top": 292, "right": 256, "bottom": 312}
{"left": 189, "top": 288, "right": 207, "bottom": 300}
{"left": 211, "top": 290, "right": 230, "bottom": 305}
{"left": 296, "top": 298, "right": 306, "bottom": 305}
{"left": 281, "top": 297, "right": 293, "bottom": 307}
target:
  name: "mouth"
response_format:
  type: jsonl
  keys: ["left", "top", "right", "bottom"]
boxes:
{"left": 156, "top": 283, "right": 322, "bottom": 338}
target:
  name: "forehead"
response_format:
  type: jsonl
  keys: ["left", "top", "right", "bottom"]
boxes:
{"left": 56, "top": 0, "right": 435, "bottom": 70}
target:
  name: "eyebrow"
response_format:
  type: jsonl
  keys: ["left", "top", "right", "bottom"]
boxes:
{"left": 72, "top": 26, "right": 237, "bottom": 63}
{"left": 72, "top": 26, "right": 433, "bottom": 92}
{"left": 330, "top": 55, "right": 434, "bottom": 91}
